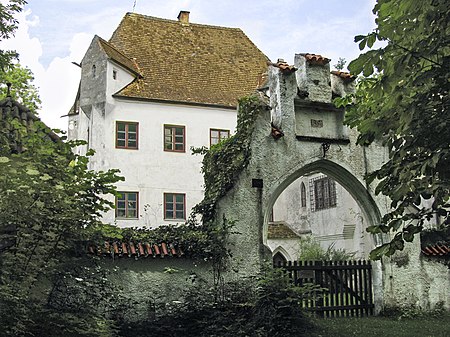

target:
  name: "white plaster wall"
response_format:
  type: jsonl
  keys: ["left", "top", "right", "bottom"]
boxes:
{"left": 273, "top": 174, "right": 371, "bottom": 259}
{"left": 383, "top": 238, "right": 450, "bottom": 310}
{"left": 266, "top": 239, "right": 301, "bottom": 261}
{"left": 106, "top": 61, "right": 135, "bottom": 97}
{"left": 88, "top": 98, "right": 237, "bottom": 227}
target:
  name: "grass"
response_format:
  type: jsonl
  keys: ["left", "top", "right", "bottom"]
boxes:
{"left": 310, "top": 314, "right": 450, "bottom": 337}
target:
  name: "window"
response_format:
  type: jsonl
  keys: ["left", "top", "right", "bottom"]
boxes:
{"left": 300, "top": 182, "right": 306, "bottom": 208}
{"left": 92, "top": 64, "right": 96, "bottom": 78}
{"left": 164, "top": 193, "right": 185, "bottom": 220}
{"left": 164, "top": 125, "right": 185, "bottom": 152}
{"left": 116, "top": 121, "right": 138, "bottom": 149}
{"left": 112, "top": 69, "right": 117, "bottom": 80}
{"left": 310, "top": 176, "right": 336, "bottom": 211}
{"left": 116, "top": 192, "right": 138, "bottom": 218}
{"left": 210, "top": 129, "right": 230, "bottom": 146}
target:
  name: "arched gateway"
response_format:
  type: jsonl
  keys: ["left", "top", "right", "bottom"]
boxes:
{"left": 214, "top": 54, "right": 389, "bottom": 313}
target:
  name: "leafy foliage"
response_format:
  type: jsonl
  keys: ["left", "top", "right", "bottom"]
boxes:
{"left": 192, "top": 94, "right": 267, "bottom": 223}
{"left": 0, "top": 115, "right": 123, "bottom": 335}
{"left": 117, "top": 267, "right": 317, "bottom": 337}
{"left": 0, "top": 0, "right": 26, "bottom": 69}
{"left": 298, "top": 236, "right": 356, "bottom": 261}
{"left": 335, "top": 0, "right": 450, "bottom": 259}
{"left": 0, "top": 63, "right": 41, "bottom": 112}
{"left": 333, "top": 57, "right": 347, "bottom": 71}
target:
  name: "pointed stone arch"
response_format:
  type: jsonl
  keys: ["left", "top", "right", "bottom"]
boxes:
{"left": 272, "top": 246, "right": 291, "bottom": 263}
{"left": 262, "top": 159, "right": 382, "bottom": 248}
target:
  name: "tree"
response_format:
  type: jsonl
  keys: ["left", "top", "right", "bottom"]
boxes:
{"left": 336, "top": 0, "right": 449, "bottom": 258}
{"left": 0, "top": 0, "right": 26, "bottom": 69}
{"left": 0, "top": 63, "right": 41, "bottom": 112}
{"left": 333, "top": 57, "right": 347, "bottom": 71}
{"left": 0, "top": 110, "right": 124, "bottom": 335}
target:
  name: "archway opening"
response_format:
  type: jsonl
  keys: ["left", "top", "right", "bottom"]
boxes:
{"left": 264, "top": 160, "right": 382, "bottom": 261}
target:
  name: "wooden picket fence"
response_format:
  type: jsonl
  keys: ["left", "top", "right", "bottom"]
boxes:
{"left": 275, "top": 260, "right": 374, "bottom": 318}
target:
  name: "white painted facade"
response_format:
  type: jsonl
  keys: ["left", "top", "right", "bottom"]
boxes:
{"left": 69, "top": 53, "right": 237, "bottom": 228}
{"left": 271, "top": 174, "right": 372, "bottom": 260}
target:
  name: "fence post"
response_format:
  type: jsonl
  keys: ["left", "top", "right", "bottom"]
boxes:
{"left": 314, "top": 260, "right": 324, "bottom": 317}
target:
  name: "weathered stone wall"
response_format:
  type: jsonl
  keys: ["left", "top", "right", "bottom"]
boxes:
{"left": 100, "top": 258, "right": 214, "bottom": 320}
{"left": 215, "top": 58, "right": 389, "bottom": 312}
{"left": 382, "top": 238, "right": 450, "bottom": 310}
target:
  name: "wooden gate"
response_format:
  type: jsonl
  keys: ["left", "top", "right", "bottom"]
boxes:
{"left": 275, "top": 260, "right": 374, "bottom": 317}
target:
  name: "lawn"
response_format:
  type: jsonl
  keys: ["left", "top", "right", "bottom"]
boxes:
{"left": 310, "top": 315, "right": 450, "bottom": 337}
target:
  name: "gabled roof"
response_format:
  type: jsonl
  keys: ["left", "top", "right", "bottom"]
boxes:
{"left": 96, "top": 36, "right": 142, "bottom": 77}
{"left": 107, "top": 12, "right": 269, "bottom": 107}
{"left": 268, "top": 222, "right": 300, "bottom": 239}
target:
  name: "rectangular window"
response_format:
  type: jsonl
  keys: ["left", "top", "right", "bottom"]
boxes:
{"left": 116, "top": 121, "right": 138, "bottom": 149}
{"left": 164, "top": 193, "right": 186, "bottom": 220}
{"left": 310, "top": 176, "right": 336, "bottom": 212}
{"left": 116, "top": 192, "right": 138, "bottom": 218}
{"left": 210, "top": 129, "right": 230, "bottom": 146}
{"left": 164, "top": 125, "right": 185, "bottom": 152}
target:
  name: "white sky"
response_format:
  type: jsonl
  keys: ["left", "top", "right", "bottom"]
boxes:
{"left": 0, "top": 0, "right": 377, "bottom": 131}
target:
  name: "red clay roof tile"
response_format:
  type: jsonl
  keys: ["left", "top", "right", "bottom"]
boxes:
{"left": 331, "top": 70, "right": 355, "bottom": 81}
{"left": 88, "top": 241, "right": 185, "bottom": 258}
{"left": 300, "top": 53, "right": 331, "bottom": 65}
{"left": 268, "top": 59, "right": 297, "bottom": 74}
{"left": 421, "top": 244, "right": 450, "bottom": 256}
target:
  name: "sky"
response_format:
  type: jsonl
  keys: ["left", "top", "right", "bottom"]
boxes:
{"left": 0, "top": 0, "right": 377, "bottom": 131}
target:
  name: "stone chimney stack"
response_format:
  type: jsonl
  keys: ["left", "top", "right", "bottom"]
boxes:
{"left": 294, "top": 53, "right": 332, "bottom": 103}
{"left": 177, "top": 10, "right": 190, "bottom": 24}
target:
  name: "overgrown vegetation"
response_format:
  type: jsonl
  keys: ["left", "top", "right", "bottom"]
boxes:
{"left": 298, "top": 236, "right": 356, "bottom": 261}
{"left": 116, "top": 266, "right": 318, "bottom": 337}
{"left": 335, "top": 0, "right": 449, "bottom": 259}
{"left": 0, "top": 114, "right": 123, "bottom": 335}
{"left": 0, "top": 63, "right": 41, "bottom": 112}
{"left": 192, "top": 94, "right": 267, "bottom": 223}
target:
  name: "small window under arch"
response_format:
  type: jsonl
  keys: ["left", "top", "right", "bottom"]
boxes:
{"left": 301, "top": 182, "right": 306, "bottom": 208}
{"left": 273, "top": 251, "right": 287, "bottom": 266}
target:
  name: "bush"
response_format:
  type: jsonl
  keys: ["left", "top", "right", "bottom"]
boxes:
{"left": 298, "top": 236, "right": 355, "bottom": 261}
{"left": 117, "top": 267, "right": 318, "bottom": 337}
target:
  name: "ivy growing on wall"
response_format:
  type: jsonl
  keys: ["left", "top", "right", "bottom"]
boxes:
{"left": 90, "top": 94, "right": 268, "bottom": 264}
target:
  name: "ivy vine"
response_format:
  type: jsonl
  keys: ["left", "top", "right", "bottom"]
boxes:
{"left": 89, "top": 95, "right": 267, "bottom": 273}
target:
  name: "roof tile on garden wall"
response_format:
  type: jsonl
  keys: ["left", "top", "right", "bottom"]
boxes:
{"left": 299, "top": 53, "right": 331, "bottom": 65}
{"left": 421, "top": 244, "right": 450, "bottom": 257}
{"left": 87, "top": 241, "right": 184, "bottom": 258}
{"left": 331, "top": 70, "right": 355, "bottom": 81}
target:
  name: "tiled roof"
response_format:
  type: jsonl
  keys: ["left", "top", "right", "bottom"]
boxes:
{"left": 421, "top": 244, "right": 450, "bottom": 257}
{"left": 87, "top": 241, "right": 184, "bottom": 258}
{"left": 269, "top": 59, "right": 297, "bottom": 74}
{"left": 0, "top": 90, "right": 59, "bottom": 151}
{"left": 268, "top": 222, "right": 299, "bottom": 239}
{"left": 108, "top": 12, "right": 269, "bottom": 107}
{"left": 331, "top": 70, "right": 355, "bottom": 81}
{"left": 97, "top": 37, "right": 142, "bottom": 77}
{"left": 299, "top": 53, "right": 331, "bottom": 65}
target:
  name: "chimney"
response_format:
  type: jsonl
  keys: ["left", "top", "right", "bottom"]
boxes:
{"left": 177, "top": 10, "right": 190, "bottom": 24}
